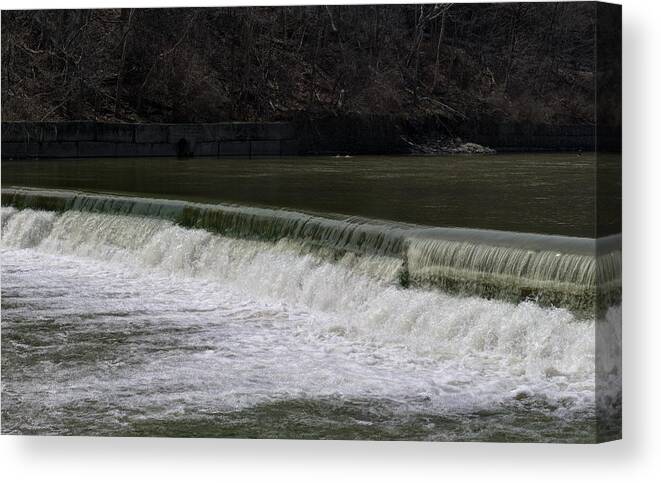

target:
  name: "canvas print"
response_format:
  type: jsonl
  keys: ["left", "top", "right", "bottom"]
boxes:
{"left": 0, "top": 2, "right": 621, "bottom": 442}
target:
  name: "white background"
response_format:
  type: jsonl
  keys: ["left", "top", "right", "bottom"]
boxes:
{"left": 1, "top": 0, "right": 659, "bottom": 481}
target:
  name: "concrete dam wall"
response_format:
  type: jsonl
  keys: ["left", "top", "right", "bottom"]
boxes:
{"left": 1, "top": 121, "right": 298, "bottom": 159}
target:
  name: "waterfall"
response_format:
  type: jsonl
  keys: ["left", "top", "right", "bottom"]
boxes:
{"left": 1, "top": 186, "right": 621, "bottom": 312}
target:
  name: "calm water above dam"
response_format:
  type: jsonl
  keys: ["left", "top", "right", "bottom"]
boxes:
{"left": 1, "top": 153, "right": 618, "bottom": 237}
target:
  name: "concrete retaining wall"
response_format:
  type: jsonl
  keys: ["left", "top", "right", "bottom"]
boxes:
{"left": 1, "top": 121, "right": 298, "bottom": 159}
{"left": 2, "top": 119, "right": 616, "bottom": 159}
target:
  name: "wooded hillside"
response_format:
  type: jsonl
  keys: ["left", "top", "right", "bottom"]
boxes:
{"left": 1, "top": 3, "right": 596, "bottom": 125}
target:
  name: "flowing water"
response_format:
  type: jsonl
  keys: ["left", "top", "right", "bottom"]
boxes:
{"left": 0, "top": 154, "right": 621, "bottom": 441}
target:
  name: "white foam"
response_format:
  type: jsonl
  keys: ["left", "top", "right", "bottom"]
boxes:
{"left": 1, "top": 207, "right": 601, "bottom": 421}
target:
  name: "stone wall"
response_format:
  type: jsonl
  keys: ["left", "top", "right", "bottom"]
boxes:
{"left": 1, "top": 121, "right": 298, "bottom": 159}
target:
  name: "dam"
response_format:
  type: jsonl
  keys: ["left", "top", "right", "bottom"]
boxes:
{"left": 1, "top": 186, "right": 620, "bottom": 313}
{"left": 0, "top": 153, "right": 621, "bottom": 441}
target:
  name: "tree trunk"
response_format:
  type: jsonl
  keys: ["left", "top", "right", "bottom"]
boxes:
{"left": 114, "top": 9, "right": 134, "bottom": 117}
{"left": 432, "top": 9, "right": 447, "bottom": 90}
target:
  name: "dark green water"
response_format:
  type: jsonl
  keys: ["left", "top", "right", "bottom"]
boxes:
{"left": 0, "top": 153, "right": 620, "bottom": 237}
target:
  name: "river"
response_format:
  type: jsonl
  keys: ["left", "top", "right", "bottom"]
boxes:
{"left": 0, "top": 153, "right": 621, "bottom": 441}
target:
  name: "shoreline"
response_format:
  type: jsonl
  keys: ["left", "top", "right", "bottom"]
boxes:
{"left": 1, "top": 119, "right": 613, "bottom": 160}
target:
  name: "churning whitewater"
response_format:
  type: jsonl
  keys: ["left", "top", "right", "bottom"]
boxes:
{"left": 1, "top": 192, "right": 622, "bottom": 440}
{"left": 1, "top": 203, "right": 608, "bottom": 440}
